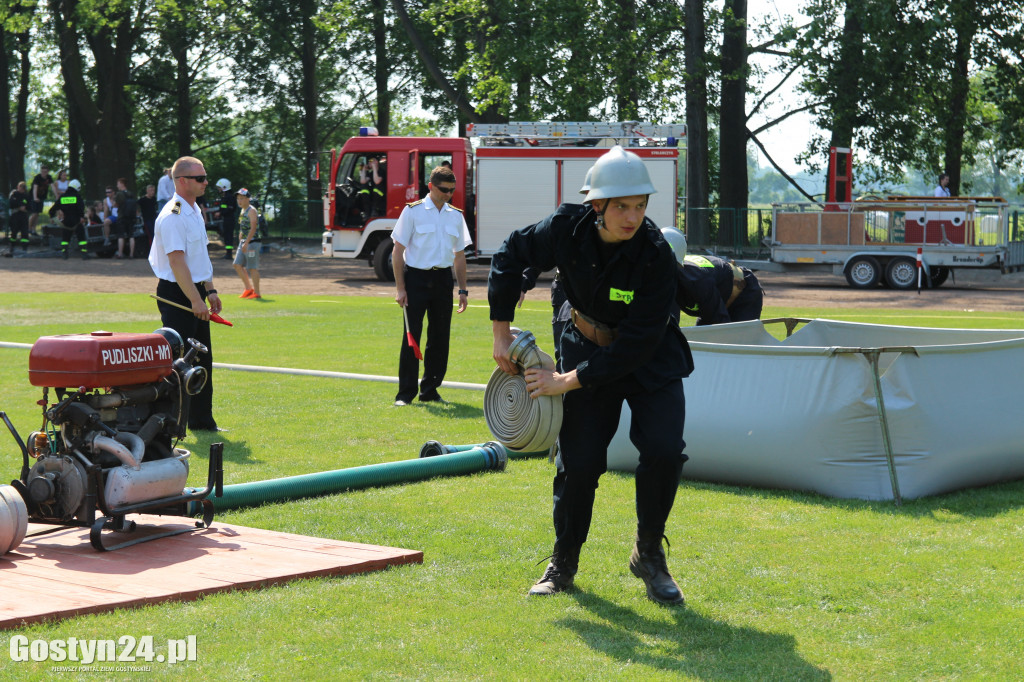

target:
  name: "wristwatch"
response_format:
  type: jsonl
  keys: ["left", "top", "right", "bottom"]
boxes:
{"left": 206, "top": 288, "right": 218, "bottom": 296}
{"left": 458, "top": 289, "right": 469, "bottom": 296}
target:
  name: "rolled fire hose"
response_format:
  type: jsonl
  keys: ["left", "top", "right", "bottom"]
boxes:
{"left": 186, "top": 444, "right": 507, "bottom": 513}
{"left": 419, "top": 440, "right": 550, "bottom": 460}
{"left": 483, "top": 330, "right": 563, "bottom": 454}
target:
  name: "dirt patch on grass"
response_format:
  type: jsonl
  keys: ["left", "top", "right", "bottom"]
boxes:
{"left": 2, "top": 243, "right": 1023, "bottom": 313}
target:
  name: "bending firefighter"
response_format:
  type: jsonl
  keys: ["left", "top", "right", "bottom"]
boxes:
{"left": 488, "top": 146, "right": 694, "bottom": 605}
{"left": 661, "top": 228, "right": 764, "bottom": 325}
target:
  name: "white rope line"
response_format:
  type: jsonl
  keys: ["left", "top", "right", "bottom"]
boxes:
{"left": 0, "top": 343, "right": 486, "bottom": 391}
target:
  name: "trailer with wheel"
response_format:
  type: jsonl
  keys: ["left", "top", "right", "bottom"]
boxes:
{"left": 737, "top": 197, "right": 1024, "bottom": 289}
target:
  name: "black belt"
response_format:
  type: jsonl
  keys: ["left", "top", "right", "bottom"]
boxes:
{"left": 406, "top": 265, "right": 451, "bottom": 272}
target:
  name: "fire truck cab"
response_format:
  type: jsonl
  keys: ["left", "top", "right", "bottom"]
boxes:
{"left": 320, "top": 122, "right": 686, "bottom": 281}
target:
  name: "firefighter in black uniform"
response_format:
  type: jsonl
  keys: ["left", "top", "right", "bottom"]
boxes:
{"left": 661, "top": 228, "right": 764, "bottom": 325}
{"left": 48, "top": 178, "right": 88, "bottom": 259}
{"left": 214, "top": 178, "right": 237, "bottom": 260}
{"left": 489, "top": 146, "right": 694, "bottom": 605}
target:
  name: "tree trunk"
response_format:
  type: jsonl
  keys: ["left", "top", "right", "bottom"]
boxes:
{"left": 943, "top": 20, "right": 974, "bottom": 196}
{"left": 718, "top": 0, "right": 748, "bottom": 247}
{"left": 614, "top": 0, "right": 640, "bottom": 119}
{"left": 826, "top": 3, "right": 863, "bottom": 200}
{"left": 371, "top": 0, "right": 391, "bottom": 135}
{"left": 50, "top": 0, "right": 138, "bottom": 197}
{"left": 0, "top": 23, "right": 30, "bottom": 193}
{"left": 171, "top": 30, "right": 193, "bottom": 158}
{"left": 684, "top": 0, "right": 710, "bottom": 244}
{"left": 300, "top": 3, "right": 322, "bottom": 214}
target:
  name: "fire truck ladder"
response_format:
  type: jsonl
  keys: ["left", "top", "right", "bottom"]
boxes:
{"left": 467, "top": 121, "right": 686, "bottom": 145}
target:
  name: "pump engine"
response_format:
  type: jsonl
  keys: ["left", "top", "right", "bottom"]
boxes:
{"left": 1, "top": 329, "right": 223, "bottom": 552}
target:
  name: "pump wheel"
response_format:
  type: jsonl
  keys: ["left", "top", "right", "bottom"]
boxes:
{"left": 844, "top": 255, "right": 881, "bottom": 288}
{"left": 884, "top": 257, "right": 918, "bottom": 290}
{"left": 0, "top": 485, "right": 28, "bottom": 554}
{"left": 372, "top": 240, "right": 394, "bottom": 282}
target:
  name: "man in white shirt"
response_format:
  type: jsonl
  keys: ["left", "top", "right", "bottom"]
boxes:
{"left": 157, "top": 167, "right": 174, "bottom": 204}
{"left": 934, "top": 173, "right": 951, "bottom": 197}
{"left": 391, "top": 165, "right": 472, "bottom": 406}
{"left": 149, "top": 156, "right": 223, "bottom": 431}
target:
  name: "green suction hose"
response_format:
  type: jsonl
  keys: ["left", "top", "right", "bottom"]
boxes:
{"left": 188, "top": 445, "right": 507, "bottom": 513}
{"left": 419, "top": 440, "right": 550, "bottom": 460}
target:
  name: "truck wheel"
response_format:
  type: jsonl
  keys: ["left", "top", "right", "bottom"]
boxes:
{"left": 845, "top": 255, "right": 881, "bottom": 288}
{"left": 372, "top": 240, "right": 394, "bottom": 282}
{"left": 929, "top": 266, "right": 950, "bottom": 287}
{"left": 884, "top": 257, "right": 918, "bottom": 290}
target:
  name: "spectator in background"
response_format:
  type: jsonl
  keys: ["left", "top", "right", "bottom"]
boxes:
{"left": 53, "top": 169, "right": 69, "bottom": 201}
{"left": 29, "top": 164, "right": 52, "bottom": 233}
{"left": 6, "top": 181, "right": 30, "bottom": 256}
{"left": 114, "top": 177, "right": 138, "bottom": 259}
{"left": 157, "top": 167, "right": 174, "bottom": 204}
{"left": 934, "top": 173, "right": 951, "bottom": 198}
{"left": 233, "top": 188, "right": 262, "bottom": 300}
{"left": 213, "top": 178, "right": 237, "bottom": 261}
{"left": 102, "top": 185, "right": 118, "bottom": 246}
{"left": 86, "top": 201, "right": 104, "bottom": 227}
{"left": 138, "top": 184, "right": 159, "bottom": 257}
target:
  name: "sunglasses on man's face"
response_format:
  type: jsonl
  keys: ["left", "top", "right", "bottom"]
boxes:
{"left": 175, "top": 175, "right": 208, "bottom": 183}
{"left": 434, "top": 185, "right": 456, "bottom": 194}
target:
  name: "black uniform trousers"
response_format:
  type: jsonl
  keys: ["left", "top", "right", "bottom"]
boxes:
{"left": 397, "top": 266, "right": 453, "bottom": 402}
{"left": 553, "top": 372, "right": 687, "bottom": 550}
{"left": 156, "top": 278, "right": 216, "bottom": 429}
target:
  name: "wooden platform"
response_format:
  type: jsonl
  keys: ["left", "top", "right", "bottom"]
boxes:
{"left": 0, "top": 515, "right": 422, "bottom": 629}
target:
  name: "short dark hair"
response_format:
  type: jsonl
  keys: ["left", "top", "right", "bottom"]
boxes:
{"left": 939, "top": 172, "right": 949, "bottom": 182}
{"left": 429, "top": 166, "right": 456, "bottom": 186}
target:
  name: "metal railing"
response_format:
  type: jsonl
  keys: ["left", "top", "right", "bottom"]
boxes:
{"left": 679, "top": 207, "right": 774, "bottom": 253}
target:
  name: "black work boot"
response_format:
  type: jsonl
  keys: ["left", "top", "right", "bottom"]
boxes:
{"left": 629, "top": 533, "right": 685, "bottom": 605}
{"left": 528, "top": 543, "right": 581, "bottom": 596}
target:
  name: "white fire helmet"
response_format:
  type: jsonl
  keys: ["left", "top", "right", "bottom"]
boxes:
{"left": 68, "top": 179, "right": 82, "bottom": 191}
{"left": 660, "top": 227, "right": 687, "bottom": 264}
{"left": 216, "top": 178, "right": 231, "bottom": 191}
{"left": 583, "top": 145, "right": 657, "bottom": 203}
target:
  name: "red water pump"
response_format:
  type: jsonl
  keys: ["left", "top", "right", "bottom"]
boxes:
{"left": 1, "top": 328, "right": 222, "bottom": 552}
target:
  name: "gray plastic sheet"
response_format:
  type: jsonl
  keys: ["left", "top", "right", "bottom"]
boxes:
{"left": 606, "top": 319, "right": 1024, "bottom": 500}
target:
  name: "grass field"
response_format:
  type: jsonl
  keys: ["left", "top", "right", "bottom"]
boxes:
{"left": 1, "top": 293, "right": 1023, "bottom": 680}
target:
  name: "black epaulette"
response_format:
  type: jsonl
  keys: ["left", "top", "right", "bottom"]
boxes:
{"left": 406, "top": 199, "right": 424, "bottom": 207}
{"left": 171, "top": 201, "right": 181, "bottom": 215}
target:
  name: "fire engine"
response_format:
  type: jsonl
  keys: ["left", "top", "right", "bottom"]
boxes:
{"left": 319, "top": 121, "right": 687, "bottom": 281}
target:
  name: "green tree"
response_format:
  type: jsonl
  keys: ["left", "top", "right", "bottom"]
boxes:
{"left": 49, "top": 0, "right": 147, "bottom": 197}
{"left": 1, "top": 0, "right": 35, "bottom": 193}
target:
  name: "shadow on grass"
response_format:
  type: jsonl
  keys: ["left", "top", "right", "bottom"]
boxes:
{"left": 672, "top": 476, "right": 1024, "bottom": 520}
{"left": 185, "top": 434, "right": 260, "bottom": 466}
{"left": 563, "top": 591, "right": 832, "bottom": 680}
{"left": 419, "top": 402, "right": 484, "bottom": 419}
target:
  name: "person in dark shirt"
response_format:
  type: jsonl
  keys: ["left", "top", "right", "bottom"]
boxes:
{"left": 6, "top": 181, "right": 30, "bottom": 255}
{"left": 138, "top": 184, "right": 159, "bottom": 257}
{"left": 29, "top": 165, "right": 52, "bottom": 233}
{"left": 489, "top": 146, "right": 693, "bottom": 606}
